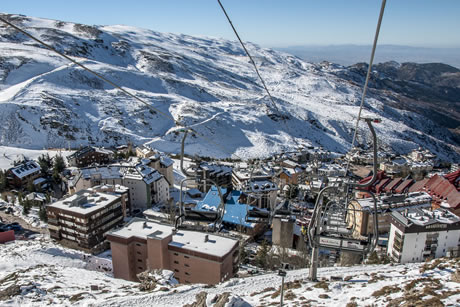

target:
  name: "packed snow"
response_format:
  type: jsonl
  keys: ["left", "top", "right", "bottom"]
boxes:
{"left": 0, "top": 236, "right": 459, "bottom": 306}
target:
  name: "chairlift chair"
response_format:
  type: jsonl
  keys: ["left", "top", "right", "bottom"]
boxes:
{"left": 307, "top": 118, "right": 381, "bottom": 255}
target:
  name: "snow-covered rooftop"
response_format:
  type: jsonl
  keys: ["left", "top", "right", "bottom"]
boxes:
{"left": 48, "top": 189, "right": 120, "bottom": 215}
{"left": 356, "top": 192, "right": 432, "bottom": 212}
{"left": 109, "top": 218, "right": 238, "bottom": 257}
{"left": 405, "top": 208, "right": 460, "bottom": 227}
{"left": 9, "top": 160, "right": 40, "bottom": 178}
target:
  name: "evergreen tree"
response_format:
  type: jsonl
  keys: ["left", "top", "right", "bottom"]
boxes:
{"left": 27, "top": 180, "right": 35, "bottom": 193}
{"left": 53, "top": 155, "right": 66, "bottom": 173}
{"left": 37, "top": 153, "right": 53, "bottom": 175}
{"left": 52, "top": 167, "right": 61, "bottom": 184}
{"left": 45, "top": 192, "right": 51, "bottom": 204}
{"left": 255, "top": 240, "right": 270, "bottom": 269}
{"left": 22, "top": 199, "right": 31, "bottom": 215}
{"left": 239, "top": 240, "right": 249, "bottom": 264}
{"left": 39, "top": 204, "right": 48, "bottom": 222}
{"left": 0, "top": 169, "right": 7, "bottom": 192}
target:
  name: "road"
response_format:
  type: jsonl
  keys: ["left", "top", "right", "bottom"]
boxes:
{"left": 0, "top": 210, "right": 49, "bottom": 236}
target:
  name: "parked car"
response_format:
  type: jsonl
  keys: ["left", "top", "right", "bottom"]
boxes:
{"left": 4, "top": 224, "right": 22, "bottom": 231}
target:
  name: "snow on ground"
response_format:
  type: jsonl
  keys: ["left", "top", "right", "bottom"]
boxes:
{"left": 1, "top": 236, "right": 459, "bottom": 306}
{"left": 0, "top": 146, "right": 74, "bottom": 170}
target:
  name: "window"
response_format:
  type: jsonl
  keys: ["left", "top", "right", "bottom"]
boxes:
{"left": 184, "top": 264, "right": 190, "bottom": 267}
{"left": 137, "top": 251, "right": 141, "bottom": 255}
{"left": 138, "top": 259, "right": 142, "bottom": 263}
{"left": 138, "top": 267, "right": 143, "bottom": 270}
{"left": 174, "top": 269, "right": 179, "bottom": 273}
{"left": 174, "top": 261, "right": 179, "bottom": 264}
{"left": 174, "top": 253, "right": 179, "bottom": 256}
{"left": 184, "top": 255, "right": 189, "bottom": 259}
{"left": 185, "top": 272, "right": 190, "bottom": 276}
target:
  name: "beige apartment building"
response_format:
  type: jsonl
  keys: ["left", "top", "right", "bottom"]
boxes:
{"left": 107, "top": 218, "right": 239, "bottom": 285}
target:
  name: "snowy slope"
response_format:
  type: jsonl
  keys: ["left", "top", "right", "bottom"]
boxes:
{"left": 1, "top": 237, "right": 459, "bottom": 306}
{"left": 0, "top": 13, "right": 458, "bottom": 161}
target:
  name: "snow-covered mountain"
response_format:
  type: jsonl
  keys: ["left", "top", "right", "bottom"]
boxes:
{"left": 0, "top": 13, "right": 458, "bottom": 161}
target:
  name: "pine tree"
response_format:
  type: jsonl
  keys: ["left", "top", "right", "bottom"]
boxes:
{"left": 38, "top": 153, "right": 52, "bottom": 175}
{"left": 53, "top": 155, "right": 66, "bottom": 173}
{"left": 239, "top": 240, "right": 249, "bottom": 264}
{"left": 22, "top": 199, "right": 31, "bottom": 215}
{"left": 39, "top": 204, "right": 48, "bottom": 222}
{"left": 255, "top": 240, "right": 270, "bottom": 269}
{"left": 0, "top": 169, "right": 7, "bottom": 192}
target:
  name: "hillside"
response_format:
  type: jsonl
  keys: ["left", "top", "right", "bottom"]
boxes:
{"left": 0, "top": 13, "right": 458, "bottom": 161}
{"left": 0, "top": 237, "right": 459, "bottom": 306}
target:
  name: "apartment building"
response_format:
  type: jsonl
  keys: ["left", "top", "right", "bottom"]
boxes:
{"left": 67, "top": 146, "right": 113, "bottom": 167}
{"left": 388, "top": 208, "right": 460, "bottom": 263}
{"left": 47, "top": 189, "right": 124, "bottom": 253}
{"left": 348, "top": 192, "right": 432, "bottom": 237}
{"left": 192, "top": 162, "right": 232, "bottom": 193}
{"left": 6, "top": 160, "right": 41, "bottom": 188}
{"left": 107, "top": 218, "right": 239, "bottom": 285}
{"left": 69, "top": 159, "right": 169, "bottom": 211}
{"left": 135, "top": 146, "right": 174, "bottom": 186}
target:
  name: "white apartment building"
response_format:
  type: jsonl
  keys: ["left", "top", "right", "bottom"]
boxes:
{"left": 388, "top": 208, "right": 460, "bottom": 263}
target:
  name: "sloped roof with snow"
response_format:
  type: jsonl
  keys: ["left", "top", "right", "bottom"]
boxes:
{"left": 9, "top": 160, "right": 40, "bottom": 179}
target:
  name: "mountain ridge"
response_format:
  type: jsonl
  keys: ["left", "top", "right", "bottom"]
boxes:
{"left": 0, "top": 13, "right": 458, "bottom": 161}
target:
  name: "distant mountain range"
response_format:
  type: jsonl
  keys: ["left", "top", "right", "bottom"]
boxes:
{"left": 0, "top": 14, "right": 458, "bottom": 161}
{"left": 277, "top": 45, "right": 460, "bottom": 68}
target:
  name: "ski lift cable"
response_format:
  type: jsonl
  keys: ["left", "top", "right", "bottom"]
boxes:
{"left": 0, "top": 16, "right": 247, "bottom": 161}
{"left": 345, "top": 0, "right": 386, "bottom": 174}
{"left": 217, "top": 0, "right": 301, "bottom": 147}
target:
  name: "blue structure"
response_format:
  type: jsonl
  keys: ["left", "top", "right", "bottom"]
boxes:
{"left": 195, "top": 186, "right": 263, "bottom": 230}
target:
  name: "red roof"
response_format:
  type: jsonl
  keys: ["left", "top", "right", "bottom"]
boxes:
{"left": 384, "top": 178, "right": 403, "bottom": 193}
{"left": 444, "top": 169, "right": 460, "bottom": 185}
{"left": 445, "top": 189, "right": 460, "bottom": 209}
{"left": 395, "top": 179, "right": 414, "bottom": 193}
{"left": 408, "top": 178, "right": 428, "bottom": 193}
{"left": 375, "top": 178, "right": 391, "bottom": 194}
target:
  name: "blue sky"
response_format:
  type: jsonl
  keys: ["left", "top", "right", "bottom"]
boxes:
{"left": 2, "top": 0, "right": 460, "bottom": 48}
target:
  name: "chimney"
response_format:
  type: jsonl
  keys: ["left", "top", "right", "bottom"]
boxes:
{"left": 204, "top": 234, "right": 209, "bottom": 243}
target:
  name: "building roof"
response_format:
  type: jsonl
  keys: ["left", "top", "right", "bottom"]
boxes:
{"left": 394, "top": 179, "right": 414, "bottom": 193}
{"left": 383, "top": 178, "right": 403, "bottom": 193}
{"left": 375, "top": 178, "right": 391, "bottom": 194}
{"left": 393, "top": 208, "right": 460, "bottom": 228}
{"left": 195, "top": 187, "right": 256, "bottom": 229}
{"left": 160, "top": 155, "right": 174, "bottom": 168}
{"left": 444, "top": 169, "right": 460, "bottom": 187}
{"left": 199, "top": 162, "right": 232, "bottom": 177}
{"left": 48, "top": 189, "right": 120, "bottom": 216}
{"left": 408, "top": 178, "right": 428, "bottom": 193}
{"left": 77, "top": 162, "right": 164, "bottom": 185}
{"left": 410, "top": 173, "right": 460, "bottom": 209}
{"left": 108, "top": 218, "right": 238, "bottom": 257}
{"left": 68, "top": 146, "right": 113, "bottom": 159}
{"left": 171, "top": 229, "right": 237, "bottom": 257}
{"left": 356, "top": 192, "right": 432, "bottom": 212}
{"left": 9, "top": 161, "right": 41, "bottom": 179}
